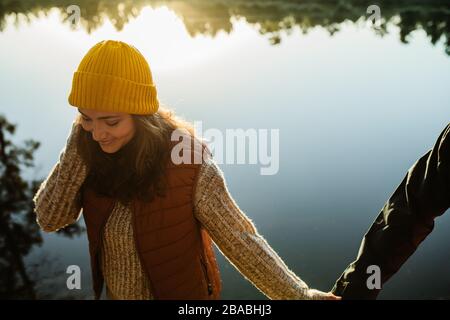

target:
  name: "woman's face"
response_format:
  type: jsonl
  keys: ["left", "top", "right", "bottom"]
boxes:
{"left": 78, "top": 108, "right": 136, "bottom": 154}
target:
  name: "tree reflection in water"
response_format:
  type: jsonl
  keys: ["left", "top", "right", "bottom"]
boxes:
{"left": 0, "top": 115, "right": 86, "bottom": 299}
{"left": 0, "top": 0, "right": 448, "bottom": 54}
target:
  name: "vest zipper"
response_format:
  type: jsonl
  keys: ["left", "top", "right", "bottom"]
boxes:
{"left": 131, "top": 206, "right": 157, "bottom": 299}
{"left": 95, "top": 200, "right": 118, "bottom": 299}
{"left": 95, "top": 211, "right": 109, "bottom": 299}
{"left": 199, "top": 255, "right": 213, "bottom": 296}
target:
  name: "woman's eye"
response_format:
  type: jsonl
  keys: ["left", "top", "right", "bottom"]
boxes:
{"left": 82, "top": 117, "right": 91, "bottom": 122}
{"left": 107, "top": 121, "right": 119, "bottom": 127}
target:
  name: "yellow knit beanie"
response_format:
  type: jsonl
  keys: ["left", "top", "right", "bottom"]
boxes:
{"left": 68, "top": 40, "right": 159, "bottom": 115}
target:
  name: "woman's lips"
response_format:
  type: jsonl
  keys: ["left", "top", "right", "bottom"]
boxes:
{"left": 100, "top": 140, "right": 114, "bottom": 146}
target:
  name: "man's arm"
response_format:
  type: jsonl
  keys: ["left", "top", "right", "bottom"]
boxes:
{"left": 332, "top": 123, "right": 450, "bottom": 299}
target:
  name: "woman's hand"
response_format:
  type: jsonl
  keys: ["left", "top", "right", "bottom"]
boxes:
{"left": 307, "top": 289, "right": 342, "bottom": 300}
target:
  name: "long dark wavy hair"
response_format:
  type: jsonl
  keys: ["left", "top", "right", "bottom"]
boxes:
{"left": 75, "top": 106, "right": 196, "bottom": 206}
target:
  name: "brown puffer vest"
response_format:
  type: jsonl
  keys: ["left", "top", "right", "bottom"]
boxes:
{"left": 80, "top": 136, "right": 222, "bottom": 300}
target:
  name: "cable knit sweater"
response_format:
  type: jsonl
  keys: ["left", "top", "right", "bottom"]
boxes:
{"left": 33, "top": 122, "right": 325, "bottom": 300}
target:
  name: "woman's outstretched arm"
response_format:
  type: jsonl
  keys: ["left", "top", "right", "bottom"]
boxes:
{"left": 194, "top": 155, "right": 336, "bottom": 300}
{"left": 33, "top": 121, "right": 88, "bottom": 232}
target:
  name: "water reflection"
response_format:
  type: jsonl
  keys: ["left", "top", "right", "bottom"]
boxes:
{"left": 0, "top": 115, "right": 85, "bottom": 299}
{"left": 0, "top": 0, "right": 449, "bottom": 53}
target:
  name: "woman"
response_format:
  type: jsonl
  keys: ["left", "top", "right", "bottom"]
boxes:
{"left": 33, "top": 40, "right": 339, "bottom": 300}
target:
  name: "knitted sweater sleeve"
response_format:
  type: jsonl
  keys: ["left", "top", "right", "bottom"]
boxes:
{"left": 33, "top": 121, "right": 89, "bottom": 233}
{"left": 193, "top": 156, "right": 318, "bottom": 300}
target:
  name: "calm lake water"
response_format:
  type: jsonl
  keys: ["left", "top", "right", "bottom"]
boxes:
{"left": 0, "top": 0, "right": 449, "bottom": 299}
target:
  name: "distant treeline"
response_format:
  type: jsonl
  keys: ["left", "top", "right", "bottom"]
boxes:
{"left": 0, "top": 0, "right": 449, "bottom": 53}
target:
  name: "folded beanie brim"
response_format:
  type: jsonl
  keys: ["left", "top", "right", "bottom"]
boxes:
{"left": 68, "top": 71, "right": 159, "bottom": 115}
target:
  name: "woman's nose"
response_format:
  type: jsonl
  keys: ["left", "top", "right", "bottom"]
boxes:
{"left": 92, "top": 125, "right": 108, "bottom": 141}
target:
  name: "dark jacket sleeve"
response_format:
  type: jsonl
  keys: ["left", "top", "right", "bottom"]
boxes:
{"left": 332, "top": 123, "right": 450, "bottom": 299}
